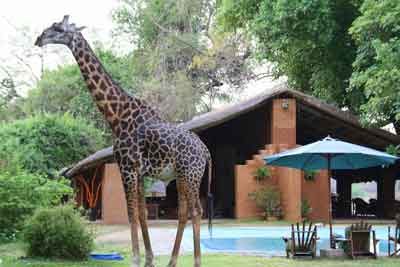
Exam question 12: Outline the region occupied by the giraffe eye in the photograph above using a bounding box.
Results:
[54,27,63,33]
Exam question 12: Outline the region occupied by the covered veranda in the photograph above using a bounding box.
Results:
[332,164,400,220]
[295,96,400,220]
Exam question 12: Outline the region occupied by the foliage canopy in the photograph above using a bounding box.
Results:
[0,171,72,242]
[218,0,400,134]
[113,0,254,121]
[0,114,105,175]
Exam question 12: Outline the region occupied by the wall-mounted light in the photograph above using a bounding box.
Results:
[281,100,289,110]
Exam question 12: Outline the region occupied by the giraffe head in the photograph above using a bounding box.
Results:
[35,15,85,47]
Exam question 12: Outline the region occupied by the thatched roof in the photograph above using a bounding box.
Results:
[62,84,400,178]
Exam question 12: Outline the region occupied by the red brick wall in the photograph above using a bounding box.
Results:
[102,163,129,224]
[234,98,330,222]
[301,170,330,222]
[234,144,302,222]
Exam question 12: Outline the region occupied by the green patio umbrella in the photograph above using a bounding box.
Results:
[264,136,398,248]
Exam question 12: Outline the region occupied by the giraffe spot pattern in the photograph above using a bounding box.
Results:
[68,34,210,256]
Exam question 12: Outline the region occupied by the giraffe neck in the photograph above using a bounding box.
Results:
[68,33,162,135]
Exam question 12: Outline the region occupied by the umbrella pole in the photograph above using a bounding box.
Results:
[328,155,334,249]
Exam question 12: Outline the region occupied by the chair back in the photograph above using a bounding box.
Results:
[352,198,369,215]
[346,221,372,252]
[291,221,317,252]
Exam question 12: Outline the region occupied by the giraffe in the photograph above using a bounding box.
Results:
[35,16,213,267]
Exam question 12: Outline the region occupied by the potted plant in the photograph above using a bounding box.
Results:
[304,170,317,181]
[386,144,400,156]
[249,186,281,220]
[301,199,312,220]
[253,166,271,182]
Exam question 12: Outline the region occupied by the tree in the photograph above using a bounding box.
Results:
[0,114,106,175]
[218,0,400,134]
[113,0,254,121]
[23,47,136,138]
[218,0,363,110]
[0,71,25,122]
[349,0,400,133]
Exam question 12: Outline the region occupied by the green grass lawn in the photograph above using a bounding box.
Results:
[1,241,400,267]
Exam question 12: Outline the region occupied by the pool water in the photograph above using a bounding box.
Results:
[182,226,391,256]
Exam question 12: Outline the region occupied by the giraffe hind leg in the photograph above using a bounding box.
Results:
[190,196,202,267]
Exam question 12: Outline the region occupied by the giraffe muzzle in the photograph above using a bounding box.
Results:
[34,36,43,47]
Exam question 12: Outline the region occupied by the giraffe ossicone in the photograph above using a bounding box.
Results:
[36,15,213,267]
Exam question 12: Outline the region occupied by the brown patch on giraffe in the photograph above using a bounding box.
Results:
[87,82,96,91]
[93,74,100,84]
[107,94,118,101]
[110,103,119,113]
[104,105,114,118]
[123,102,130,110]
[84,54,90,63]
[78,51,83,57]
[99,80,107,90]
[121,110,131,119]
[89,64,96,72]
[120,95,127,102]
[105,77,112,86]
[95,92,105,101]
[114,127,121,137]
[96,66,103,74]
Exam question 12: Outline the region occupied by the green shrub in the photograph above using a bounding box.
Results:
[304,170,317,181]
[253,166,271,181]
[0,113,106,175]
[386,144,400,156]
[0,171,72,242]
[23,205,94,260]
[301,199,312,219]
[249,186,281,218]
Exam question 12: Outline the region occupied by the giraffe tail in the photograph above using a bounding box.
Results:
[207,155,214,238]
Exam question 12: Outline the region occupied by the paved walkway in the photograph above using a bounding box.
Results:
[96,226,193,255]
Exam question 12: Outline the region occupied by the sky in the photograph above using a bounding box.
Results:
[0,0,281,99]
[0,0,123,94]
[0,0,118,39]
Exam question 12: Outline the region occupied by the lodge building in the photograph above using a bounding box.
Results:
[62,85,400,224]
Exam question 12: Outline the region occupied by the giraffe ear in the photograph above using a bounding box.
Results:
[76,26,86,32]
[61,15,70,29]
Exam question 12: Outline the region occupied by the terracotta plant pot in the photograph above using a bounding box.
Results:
[266,216,278,221]
[88,208,97,221]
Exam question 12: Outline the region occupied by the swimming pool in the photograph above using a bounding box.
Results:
[181,226,391,256]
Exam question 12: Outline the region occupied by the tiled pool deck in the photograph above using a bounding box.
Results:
[96,224,394,256]
[183,225,391,256]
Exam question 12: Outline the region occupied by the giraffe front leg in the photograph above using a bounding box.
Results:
[120,166,141,267]
[168,181,188,267]
[138,180,155,267]
[128,193,140,267]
